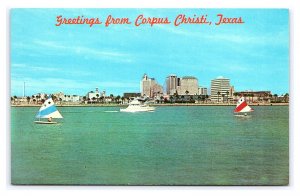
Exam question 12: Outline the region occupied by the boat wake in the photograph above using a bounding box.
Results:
[103,111,119,113]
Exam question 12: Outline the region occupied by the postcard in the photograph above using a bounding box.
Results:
[10,8,289,185]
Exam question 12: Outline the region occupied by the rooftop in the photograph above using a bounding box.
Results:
[213,76,229,80]
[182,76,197,80]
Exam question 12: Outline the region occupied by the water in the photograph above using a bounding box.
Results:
[11,106,289,185]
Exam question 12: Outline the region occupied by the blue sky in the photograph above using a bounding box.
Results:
[10,9,289,96]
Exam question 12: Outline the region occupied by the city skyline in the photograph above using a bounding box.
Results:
[14,73,287,98]
[11,9,289,96]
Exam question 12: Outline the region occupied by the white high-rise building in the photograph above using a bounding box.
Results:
[140,74,152,97]
[165,74,178,95]
[176,76,199,95]
[210,76,231,102]
[140,74,163,98]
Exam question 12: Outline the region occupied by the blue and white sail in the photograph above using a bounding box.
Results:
[36,96,63,119]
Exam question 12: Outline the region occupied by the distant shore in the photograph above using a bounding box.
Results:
[11,103,289,107]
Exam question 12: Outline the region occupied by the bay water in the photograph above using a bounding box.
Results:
[11,106,289,185]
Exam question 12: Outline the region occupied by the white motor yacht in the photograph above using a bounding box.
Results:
[120,99,155,112]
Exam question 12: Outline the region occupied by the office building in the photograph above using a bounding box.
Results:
[198,86,208,95]
[176,76,199,95]
[140,74,163,98]
[165,74,178,95]
[210,76,231,102]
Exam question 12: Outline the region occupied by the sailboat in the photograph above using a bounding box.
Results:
[234,96,254,117]
[34,95,63,124]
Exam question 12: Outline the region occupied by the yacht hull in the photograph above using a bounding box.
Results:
[120,106,155,113]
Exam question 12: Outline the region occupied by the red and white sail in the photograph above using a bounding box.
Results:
[234,97,254,113]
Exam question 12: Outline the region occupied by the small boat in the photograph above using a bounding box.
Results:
[34,95,63,124]
[120,98,155,113]
[234,96,254,117]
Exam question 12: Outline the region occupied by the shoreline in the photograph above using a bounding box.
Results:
[11,103,289,107]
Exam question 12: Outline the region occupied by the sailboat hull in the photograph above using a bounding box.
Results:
[34,121,58,124]
[234,114,252,117]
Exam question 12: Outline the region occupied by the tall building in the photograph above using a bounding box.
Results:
[152,83,164,97]
[165,74,178,95]
[198,86,208,95]
[176,76,199,95]
[140,74,152,97]
[210,76,231,102]
[140,74,163,98]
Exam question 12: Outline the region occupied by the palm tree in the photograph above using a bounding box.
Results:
[170,96,173,103]
[273,94,278,103]
[190,96,194,103]
[258,93,262,103]
[26,96,31,104]
[222,94,225,103]
[199,95,204,103]
[156,91,161,98]
[284,93,289,103]
[52,95,57,103]
[217,91,221,103]
[116,95,121,104]
[267,93,272,103]
[32,95,36,104]
[173,91,178,103]
[226,91,229,103]
[92,97,96,103]
[13,95,18,104]
[181,95,185,103]
[110,94,114,103]
[250,93,254,103]
[233,92,239,97]
[35,95,41,103]
[96,93,99,103]
[244,93,248,102]
[82,96,86,104]
[185,90,189,102]
[121,96,125,104]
